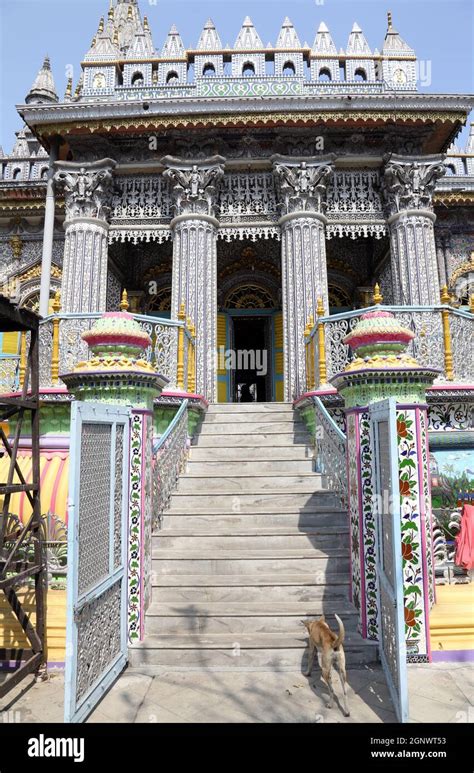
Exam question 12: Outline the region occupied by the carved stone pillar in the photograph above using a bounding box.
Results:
[272,155,335,401]
[383,154,446,306]
[54,159,116,313]
[162,155,225,402]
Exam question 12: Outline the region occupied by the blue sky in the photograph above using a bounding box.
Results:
[0,0,473,153]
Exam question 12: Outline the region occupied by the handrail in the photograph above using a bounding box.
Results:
[154,399,188,452]
[312,395,347,508]
[153,399,189,529]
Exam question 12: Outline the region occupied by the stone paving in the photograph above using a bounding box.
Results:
[0,661,472,724]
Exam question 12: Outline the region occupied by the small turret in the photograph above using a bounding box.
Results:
[25,55,58,104]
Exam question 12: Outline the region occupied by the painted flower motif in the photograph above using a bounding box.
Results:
[397,419,408,438]
[404,607,417,627]
[401,541,414,561]
[399,479,412,496]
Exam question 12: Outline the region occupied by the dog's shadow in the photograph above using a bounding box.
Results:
[304,670,349,718]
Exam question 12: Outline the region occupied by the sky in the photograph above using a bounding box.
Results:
[0,0,473,153]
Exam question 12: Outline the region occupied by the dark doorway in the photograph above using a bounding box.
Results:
[232,316,271,403]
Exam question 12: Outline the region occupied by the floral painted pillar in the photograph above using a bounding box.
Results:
[331,309,439,661]
[61,312,168,645]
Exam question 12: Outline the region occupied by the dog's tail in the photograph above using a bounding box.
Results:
[333,614,345,650]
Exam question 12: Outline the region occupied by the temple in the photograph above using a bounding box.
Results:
[0,2,473,717]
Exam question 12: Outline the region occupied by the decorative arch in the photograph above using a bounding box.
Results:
[328,284,353,309]
[282,61,296,76]
[203,63,216,77]
[131,71,144,86]
[224,283,276,309]
[318,68,332,82]
[242,62,256,77]
[354,68,367,82]
[166,71,179,85]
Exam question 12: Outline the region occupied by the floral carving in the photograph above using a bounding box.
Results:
[272,155,335,214]
[162,155,225,217]
[55,159,116,221]
[383,154,446,215]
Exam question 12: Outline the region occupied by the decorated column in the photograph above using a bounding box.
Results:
[162,155,225,402]
[61,312,168,644]
[54,159,116,313]
[331,310,438,661]
[383,154,446,306]
[272,155,335,400]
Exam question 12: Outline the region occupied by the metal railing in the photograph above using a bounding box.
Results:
[312,396,347,508]
[152,399,189,530]
[305,300,473,390]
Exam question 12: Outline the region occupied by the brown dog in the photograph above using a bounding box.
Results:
[302,614,350,717]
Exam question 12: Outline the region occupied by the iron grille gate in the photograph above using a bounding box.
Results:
[370,398,409,723]
[65,402,131,723]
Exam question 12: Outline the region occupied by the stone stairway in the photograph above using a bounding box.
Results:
[130,403,379,670]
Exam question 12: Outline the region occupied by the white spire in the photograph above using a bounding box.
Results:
[382,12,414,54]
[127,23,154,58]
[346,22,372,55]
[312,21,337,54]
[25,56,58,104]
[234,16,263,49]
[162,25,185,58]
[12,129,29,157]
[197,18,222,50]
[276,17,301,49]
[85,27,120,61]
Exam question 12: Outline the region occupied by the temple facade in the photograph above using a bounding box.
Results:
[0,3,472,405]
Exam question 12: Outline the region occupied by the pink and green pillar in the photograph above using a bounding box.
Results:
[331,310,438,662]
[61,312,168,645]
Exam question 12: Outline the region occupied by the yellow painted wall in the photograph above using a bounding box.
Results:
[0,587,66,664]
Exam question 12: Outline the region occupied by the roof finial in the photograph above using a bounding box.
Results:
[373,283,384,305]
[108,2,114,20]
[98,16,104,34]
[387,11,393,29]
[113,28,119,46]
[64,77,73,100]
[143,15,149,31]
[127,5,133,20]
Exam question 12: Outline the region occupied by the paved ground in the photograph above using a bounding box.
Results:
[0,661,472,723]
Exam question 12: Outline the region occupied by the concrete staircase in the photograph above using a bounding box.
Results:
[130,403,379,670]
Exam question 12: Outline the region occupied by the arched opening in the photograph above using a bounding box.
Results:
[12,168,22,180]
[242,62,255,77]
[445,164,456,176]
[131,71,144,86]
[166,71,179,85]
[203,63,216,77]
[40,168,48,180]
[354,68,367,82]
[318,68,332,82]
[282,61,296,76]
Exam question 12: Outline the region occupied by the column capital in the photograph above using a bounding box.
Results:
[161,155,225,219]
[272,154,335,216]
[54,158,116,222]
[382,153,446,217]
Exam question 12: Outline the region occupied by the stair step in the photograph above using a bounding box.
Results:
[129,632,379,669]
[194,434,311,447]
[206,403,293,414]
[205,412,297,424]
[153,552,349,575]
[197,422,308,435]
[160,512,347,529]
[186,460,314,474]
[152,532,347,551]
[189,446,313,461]
[152,577,349,603]
[168,492,338,512]
[152,573,349,588]
[176,474,326,494]
[145,603,358,634]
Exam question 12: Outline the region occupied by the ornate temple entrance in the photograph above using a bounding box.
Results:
[217,241,282,403]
